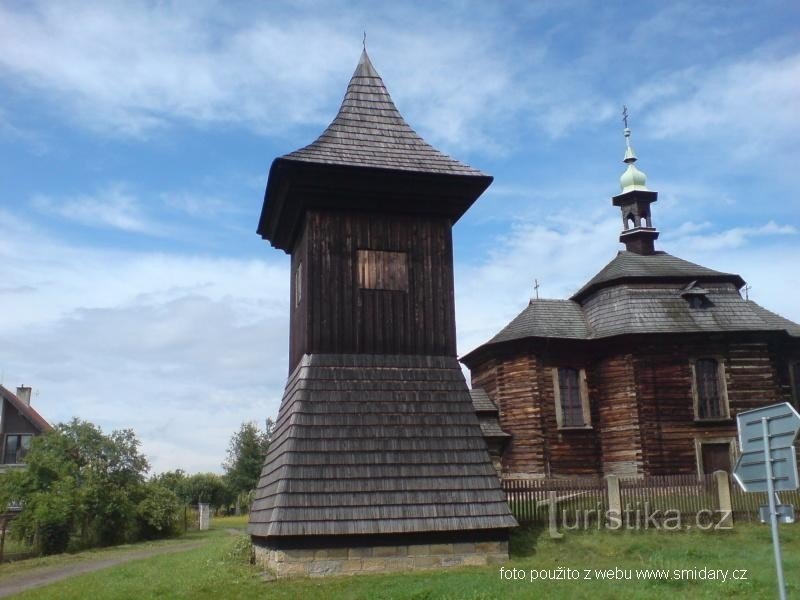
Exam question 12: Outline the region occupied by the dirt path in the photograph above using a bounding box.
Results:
[0,541,204,598]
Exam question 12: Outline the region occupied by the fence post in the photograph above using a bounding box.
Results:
[606,474,621,527]
[714,470,734,527]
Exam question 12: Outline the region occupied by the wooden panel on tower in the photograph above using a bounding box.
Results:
[287,209,457,369]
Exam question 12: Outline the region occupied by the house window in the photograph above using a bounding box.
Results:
[357,250,408,291]
[553,367,591,428]
[3,434,32,464]
[692,358,729,420]
[294,261,302,307]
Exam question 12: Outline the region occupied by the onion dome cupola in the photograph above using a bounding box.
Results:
[612,107,659,255]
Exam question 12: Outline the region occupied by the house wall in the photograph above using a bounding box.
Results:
[1,399,39,435]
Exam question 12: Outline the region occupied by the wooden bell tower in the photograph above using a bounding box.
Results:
[258,50,492,370]
[249,49,516,576]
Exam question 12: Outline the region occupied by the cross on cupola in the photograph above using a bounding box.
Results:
[612,106,659,255]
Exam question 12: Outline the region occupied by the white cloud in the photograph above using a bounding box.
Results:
[639,52,800,160]
[31,183,160,234]
[0,210,289,473]
[663,220,797,252]
[455,215,800,362]
[0,1,614,151]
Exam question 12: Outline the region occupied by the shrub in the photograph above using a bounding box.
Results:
[136,483,182,539]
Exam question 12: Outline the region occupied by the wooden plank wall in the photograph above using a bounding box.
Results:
[469,336,797,479]
[471,355,546,477]
[632,337,781,475]
[535,359,600,476]
[289,222,309,371]
[591,353,643,477]
[288,209,457,370]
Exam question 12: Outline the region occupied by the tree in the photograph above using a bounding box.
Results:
[0,419,156,554]
[183,472,233,510]
[222,420,272,496]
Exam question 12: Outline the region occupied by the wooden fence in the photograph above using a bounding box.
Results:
[619,473,718,516]
[730,486,800,522]
[501,472,785,526]
[503,477,607,525]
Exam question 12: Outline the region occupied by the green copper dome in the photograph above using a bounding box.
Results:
[619,127,649,193]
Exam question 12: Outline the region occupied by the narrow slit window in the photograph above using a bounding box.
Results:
[694,358,727,419]
[295,261,302,307]
[357,250,408,291]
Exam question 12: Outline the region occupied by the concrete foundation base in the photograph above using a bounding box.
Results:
[253,539,509,578]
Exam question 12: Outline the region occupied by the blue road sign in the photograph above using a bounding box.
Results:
[737,403,800,454]
[733,446,799,493]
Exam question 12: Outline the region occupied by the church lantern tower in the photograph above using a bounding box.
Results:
[612,107,659,255]
[248,49,517,577]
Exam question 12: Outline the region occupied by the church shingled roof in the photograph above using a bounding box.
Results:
[487,299,592,344]
[282,50,484,176]
[571,251,745,301]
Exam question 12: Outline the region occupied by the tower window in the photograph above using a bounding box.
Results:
[295,261,302,307]
[692,358,729,420]
[357,250,408,291]
[553,367,591,428]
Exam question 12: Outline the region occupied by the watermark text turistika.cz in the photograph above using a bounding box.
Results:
[538,498,732,538]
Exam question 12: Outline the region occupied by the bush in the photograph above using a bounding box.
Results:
[136,483,182,539]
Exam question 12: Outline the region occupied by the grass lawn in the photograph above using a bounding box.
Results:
[8,520,800,599]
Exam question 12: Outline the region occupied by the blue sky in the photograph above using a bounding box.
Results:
[1,1,798,473]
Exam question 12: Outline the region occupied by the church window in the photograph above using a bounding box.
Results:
[553,367,591,428]
[357,250,408,291]
[692,358,729,420]
[790,362,800,407]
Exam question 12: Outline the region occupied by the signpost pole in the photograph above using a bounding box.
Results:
[762,417,787,600]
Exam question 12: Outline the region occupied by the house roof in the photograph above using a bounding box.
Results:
[0,385,52,433]
[571,251,745,301]
[281,49,485,176]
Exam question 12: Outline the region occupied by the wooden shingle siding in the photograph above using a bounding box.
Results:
[248,354,517,538]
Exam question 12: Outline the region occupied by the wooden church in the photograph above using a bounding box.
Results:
[248,50,516,577]
[462,122,800,479]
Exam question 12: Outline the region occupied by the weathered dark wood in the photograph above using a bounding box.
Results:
[288,210,457,371]
[469,334,798,478]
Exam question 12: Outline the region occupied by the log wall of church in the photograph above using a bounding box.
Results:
[591,353,643,477]
[631,337,782,475]
[470,354,545,477]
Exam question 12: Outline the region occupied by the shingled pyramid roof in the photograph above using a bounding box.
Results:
[571,251,745,301]
[281,49,484,176]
